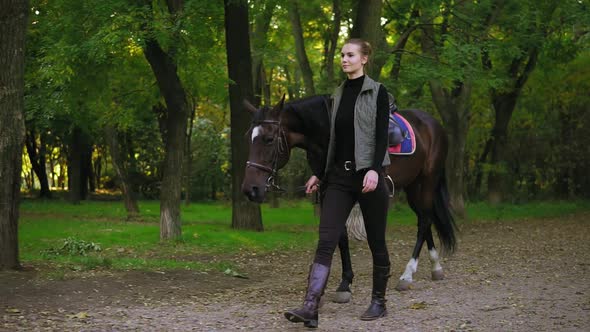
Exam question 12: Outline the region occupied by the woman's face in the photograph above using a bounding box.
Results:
[341,43,367,78]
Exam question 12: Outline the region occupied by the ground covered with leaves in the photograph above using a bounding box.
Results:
[2,213,589,331]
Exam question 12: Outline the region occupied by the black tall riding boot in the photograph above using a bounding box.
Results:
[360,265,390,321]
[284,263,330,328]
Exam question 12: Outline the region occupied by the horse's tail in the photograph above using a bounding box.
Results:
[432,171,458,254]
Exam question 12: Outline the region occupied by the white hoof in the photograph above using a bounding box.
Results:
[395,279,412,291]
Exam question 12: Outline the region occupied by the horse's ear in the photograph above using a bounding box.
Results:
[243,99,258,114]
[272,94,286,112]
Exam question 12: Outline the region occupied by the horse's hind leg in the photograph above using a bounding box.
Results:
[425,228,444,280]
[333,228,353,303]
[396,182,437,291]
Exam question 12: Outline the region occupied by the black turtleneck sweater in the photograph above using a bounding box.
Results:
[334,75,389,171]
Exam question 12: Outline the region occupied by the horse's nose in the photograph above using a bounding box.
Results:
[243,186,261,202]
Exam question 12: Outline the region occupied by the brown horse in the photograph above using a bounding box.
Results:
[241,95,457,296]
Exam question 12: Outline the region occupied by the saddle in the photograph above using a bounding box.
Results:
[387,93,408,147]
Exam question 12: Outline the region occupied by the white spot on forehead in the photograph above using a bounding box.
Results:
[251,126,261,143]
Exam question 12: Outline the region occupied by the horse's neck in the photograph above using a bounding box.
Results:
[282,100,330,153]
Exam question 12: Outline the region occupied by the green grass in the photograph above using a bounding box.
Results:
[18,198,590,276]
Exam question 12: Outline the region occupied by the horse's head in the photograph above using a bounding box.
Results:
[241,95,293,203]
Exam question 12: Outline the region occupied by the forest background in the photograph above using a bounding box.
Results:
[1,0,589,269]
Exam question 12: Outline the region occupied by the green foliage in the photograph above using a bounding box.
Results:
[41,237,102,257]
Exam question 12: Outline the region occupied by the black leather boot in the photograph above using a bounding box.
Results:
[284,263,330,328]
[360,265,390,321]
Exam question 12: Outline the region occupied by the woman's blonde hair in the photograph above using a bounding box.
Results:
[344,38,373,58]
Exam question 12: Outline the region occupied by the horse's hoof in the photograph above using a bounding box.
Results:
[395,280,412,291]
[431,269,444,281]
[332,291,352,303]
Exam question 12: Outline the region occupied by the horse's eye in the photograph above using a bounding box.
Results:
[263,136,275,145]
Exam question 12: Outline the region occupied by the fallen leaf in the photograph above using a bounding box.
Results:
[409,301,427,310]
[69,312,89,319]
[5,308,21,314]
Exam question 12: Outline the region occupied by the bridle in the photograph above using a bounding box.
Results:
[246,119,289,193]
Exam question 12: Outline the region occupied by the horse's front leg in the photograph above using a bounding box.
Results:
[333,228,353,303]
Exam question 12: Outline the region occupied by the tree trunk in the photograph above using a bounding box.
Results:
[251,0,275,106]
[142,0,191,240]
[322,0,341,85]
[86,145,95,193]
[80,142,92,199]
[185,98,196,206]
[25,129,51,198]
[68,127,83,204]
[486,91,518,203]
[429,80,471,219]
[487,51,539,203]
[144,40,189,240]
[105,126,140,219]
[350,0,385,79]
[0,0,27,270]
[420,13,472,218]
[288,0,315,96]
[224,0,263,231]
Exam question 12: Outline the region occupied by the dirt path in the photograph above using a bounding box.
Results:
[2,213,589,331]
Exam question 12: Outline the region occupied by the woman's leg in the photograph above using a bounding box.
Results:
[285,184,357,328]
[358,175,391,320]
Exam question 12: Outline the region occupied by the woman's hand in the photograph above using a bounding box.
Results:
[305,175,320,194]
[362,170,379,193]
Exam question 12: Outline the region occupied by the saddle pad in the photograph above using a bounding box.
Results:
[388,113,416,155]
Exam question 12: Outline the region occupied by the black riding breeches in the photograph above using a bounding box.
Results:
[313,168,390,268]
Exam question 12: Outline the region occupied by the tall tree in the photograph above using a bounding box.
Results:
[224,0,263,230]
[24,129,51,198]
[0,0,28,270]
[417,1,493,218]
[105,126,140,219]
[350,0,385,79]
[288,0,315,95]
[321,0,341,86]
[482,1,559,203]
[251,0,276,106]
[141,0,191,240]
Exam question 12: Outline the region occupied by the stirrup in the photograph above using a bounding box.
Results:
[385,175,394,198]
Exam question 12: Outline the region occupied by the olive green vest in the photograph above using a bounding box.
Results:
[325,75,391,174]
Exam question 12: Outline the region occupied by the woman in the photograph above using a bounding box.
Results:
[284,38,392,328]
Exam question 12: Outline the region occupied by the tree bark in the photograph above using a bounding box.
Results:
[142,0,191,240]
[144,40,188,240]
[322,0,341,85]
[487,51,539,203]
[105,126,140,219]
[421,16,471,218]
[68,127,83,204]
[251,0,275,106]
[288,0,315,96]
[25,129,51,198]
[185,97,196,206]
[0,0,27,271]
[224,0,263,231]
[350,0,385,79]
